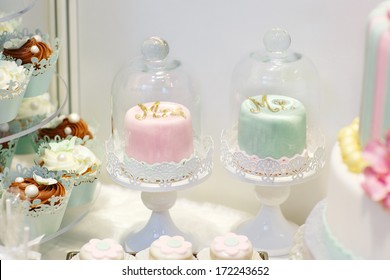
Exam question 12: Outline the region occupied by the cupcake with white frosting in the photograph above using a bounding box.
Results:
[0,14,22,34]
[36,136,101,208]
[0,59,30,124]
[8,92,56,154]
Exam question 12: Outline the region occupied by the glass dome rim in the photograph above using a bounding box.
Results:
[249,49,303,64]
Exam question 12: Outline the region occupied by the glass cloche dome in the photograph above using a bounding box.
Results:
[221,28,325,184]
[107,36,213,190]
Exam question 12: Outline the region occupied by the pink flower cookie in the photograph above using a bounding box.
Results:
[210,232,253,260]
[79,238,125,260]
[149,235,193,260]
[362,131,390,210]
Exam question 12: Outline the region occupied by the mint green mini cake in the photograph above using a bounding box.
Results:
[237,94,307,159]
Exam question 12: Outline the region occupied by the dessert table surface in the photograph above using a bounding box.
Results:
[11,154,288,260]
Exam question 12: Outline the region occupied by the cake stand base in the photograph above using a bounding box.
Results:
[123,191,193,252]
[235,185,298,256]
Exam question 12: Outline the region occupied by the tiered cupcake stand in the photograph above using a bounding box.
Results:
[0,1,105,249]
[0,74,102,245]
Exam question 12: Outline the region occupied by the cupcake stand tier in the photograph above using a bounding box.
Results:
[0,0,36,23]
[1,74,101,245]
[220,126,325,256]
[105,135,213,252]
[0,74,68,145]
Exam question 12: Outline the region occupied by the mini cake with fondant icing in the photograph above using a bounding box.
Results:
[124,101,193,164]
[237,94,306,159]
[149,235,193,260]
[79,238,125,260]
[304,1,390,260]
[209,232,253,260]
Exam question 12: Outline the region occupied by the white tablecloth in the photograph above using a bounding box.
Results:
[11,154,288,260]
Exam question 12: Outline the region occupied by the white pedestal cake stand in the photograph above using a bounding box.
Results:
[105,135,213,252]
[220,127,325,256]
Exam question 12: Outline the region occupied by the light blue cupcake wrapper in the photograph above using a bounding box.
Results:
[0,96,24,124]
[34,137,102,208]
[8,114,49,155]
[0,165,74,239]
[0,29,61,98]
[0,65,32,124]
[0,138,19,172]
[66,179,99,208]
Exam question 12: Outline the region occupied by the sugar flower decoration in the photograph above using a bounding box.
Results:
[48,136,77,152]
[153,235,192,255]
[32,172,57,185]
[212,232,251,256]
[82,239,124,260]
[362,131,390,210]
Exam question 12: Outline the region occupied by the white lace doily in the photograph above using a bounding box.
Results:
[220,126,326,186]
[105,135,213,191]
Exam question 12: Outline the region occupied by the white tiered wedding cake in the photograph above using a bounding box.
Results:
[304,1,390,260]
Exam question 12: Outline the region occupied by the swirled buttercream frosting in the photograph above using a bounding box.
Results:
[3,36,53,65]
[38,113,93,140]
[39,137,100,175]
[0,60,27,91]
[8,175,65,209]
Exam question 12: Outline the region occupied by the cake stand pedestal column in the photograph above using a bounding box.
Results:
[105,135,213,253]
[221,127,326,257]
[124,191,192,252]
[235,185,298,256]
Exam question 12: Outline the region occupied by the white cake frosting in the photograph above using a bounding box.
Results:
[0,60,27,94]
[320,143,390,259]
[39,137,100,175]
[79,238,125,260]
[15,92,55,119]
[210,232,253,260]
[149,235,193,260]
[304,1,390,260]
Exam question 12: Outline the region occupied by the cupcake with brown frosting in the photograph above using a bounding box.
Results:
[3,168,73,239]
[37,112,93,141]
[8,176,66,210]
[2,35,53,65]
[1,31,60,97]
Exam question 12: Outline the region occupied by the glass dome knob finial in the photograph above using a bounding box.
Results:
[141,36,169,61]
[263,28,291,53]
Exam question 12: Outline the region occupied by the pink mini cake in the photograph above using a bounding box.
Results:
[79,238,125,260]
[149,235,193,260]
[210,232,253,260]
[124,101,193,164]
